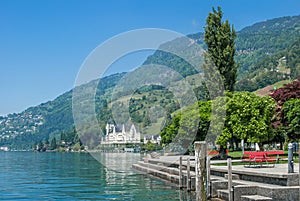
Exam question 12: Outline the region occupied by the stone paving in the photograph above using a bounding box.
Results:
[136,154,300,200]
[146,154,300,188]
[151,155,300,176]
[212,163,299,176]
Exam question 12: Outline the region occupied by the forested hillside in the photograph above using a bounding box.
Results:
[0,73,126,149]
[236,15,300,73]
[0,15,299,150]
[236,38,300,91]
[144,15,300,91]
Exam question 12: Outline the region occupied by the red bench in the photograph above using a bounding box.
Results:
[265,150,284,162]
[207,150,219,155]
[242,150,284,168]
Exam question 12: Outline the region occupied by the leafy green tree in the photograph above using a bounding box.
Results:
[161,113,181,144]
[50,137,57,150]
[44,139,49,146]
[177,103,202,148]
[73,142,81,151]
[272,126,286,150]
[160,101,212,153]
[283,99,300,140]
[142,112,151,127]
[270,81,300,134]
[37,140,44,151]
[287,39,300,79]
[144,141,162,151]
[60,132,66,142]
[204,6,238,92]
[73,133,82,146]
[217,92,276,148]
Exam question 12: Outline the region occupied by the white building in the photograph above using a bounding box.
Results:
[0,146,9,151]
[101,119,140,144]
[144,135,161,145]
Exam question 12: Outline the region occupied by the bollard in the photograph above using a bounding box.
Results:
[228,158,233,201]
[179,156,183,188]
[187,157,191,191]
[195,141,207,201]
[288,143,294,173]
[241,139,244,155]
[206,157,211,198]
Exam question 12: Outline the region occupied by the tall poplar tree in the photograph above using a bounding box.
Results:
[204,6,238,92]
[50,137,57,150]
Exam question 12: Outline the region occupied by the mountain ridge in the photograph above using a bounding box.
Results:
[1,14,300,149]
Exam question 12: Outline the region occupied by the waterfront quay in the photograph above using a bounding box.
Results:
[133,154,300,201]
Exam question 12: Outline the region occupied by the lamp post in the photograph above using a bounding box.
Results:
[288,143,294,173]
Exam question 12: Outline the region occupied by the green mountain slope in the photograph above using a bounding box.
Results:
[236,38,300,91]
[0,73,125,149]
[1,15,299,149]
[236,15,300,73]
[144,15,300,91]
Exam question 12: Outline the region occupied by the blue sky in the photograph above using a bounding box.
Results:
[0,0,299,115]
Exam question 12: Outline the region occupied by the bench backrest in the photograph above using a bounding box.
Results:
[243,150,284,158]
[244,151,265,156]
[207,150,219,155]
[265,150,284,155]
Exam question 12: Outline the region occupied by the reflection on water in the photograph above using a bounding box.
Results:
[0,152,195,200]
[91,152,141,174]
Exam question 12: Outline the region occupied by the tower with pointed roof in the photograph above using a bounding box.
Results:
[102,119,140,145]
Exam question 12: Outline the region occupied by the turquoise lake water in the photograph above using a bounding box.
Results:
[0,152,195,200]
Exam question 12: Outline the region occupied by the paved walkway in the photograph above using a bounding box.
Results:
[212,163,300,176]
[149,155,300,176]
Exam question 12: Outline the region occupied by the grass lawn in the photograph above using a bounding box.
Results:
[227,150,290,159]
[228,151,243,159]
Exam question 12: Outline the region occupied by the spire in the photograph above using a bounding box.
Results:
[122,124,125,134]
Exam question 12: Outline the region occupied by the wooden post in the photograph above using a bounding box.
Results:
[187,157,191,191]
[179,156,183,188]
[207,157,211,198]
[228,158,233,201]
[179,187,183,200]
[195,141,206,201]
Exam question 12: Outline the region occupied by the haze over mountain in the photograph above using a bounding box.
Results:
[0,15,299,149]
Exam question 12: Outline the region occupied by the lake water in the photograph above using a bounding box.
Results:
[0,152,195,200]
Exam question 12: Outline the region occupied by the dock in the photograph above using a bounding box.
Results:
[132,154,300,201]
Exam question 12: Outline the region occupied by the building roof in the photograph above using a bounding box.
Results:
[107,120,140,134]
[107,118,115,125]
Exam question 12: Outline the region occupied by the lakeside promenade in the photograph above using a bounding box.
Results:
[133,154,300,201]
